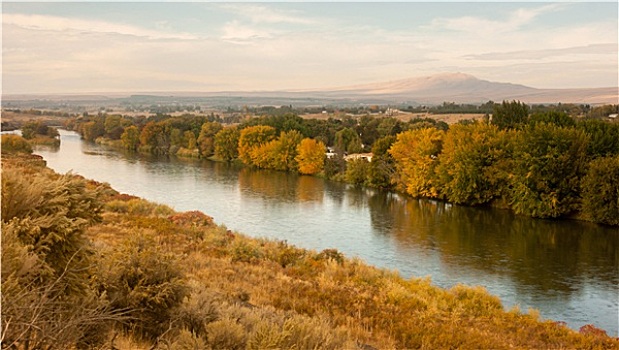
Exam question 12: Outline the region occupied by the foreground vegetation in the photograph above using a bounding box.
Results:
[2,140,618,349]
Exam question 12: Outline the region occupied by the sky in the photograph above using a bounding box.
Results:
[2,1,618,94]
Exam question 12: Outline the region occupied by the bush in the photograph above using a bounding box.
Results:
[1,134,33,154]
[104,198,175,216]
[205,319,247,350]
[1,164,114,350]
[99,233,189,340]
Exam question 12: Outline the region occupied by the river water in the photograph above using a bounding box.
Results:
[34,130,618,336]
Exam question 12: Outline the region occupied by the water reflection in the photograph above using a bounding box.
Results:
[367,191,618,298]
[238,168,325,204]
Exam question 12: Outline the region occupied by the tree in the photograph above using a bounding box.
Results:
[492,100,529,130]
[104,115,125,139]
[20,121,37,139]
[507,124,588,218]
[183,130,197,149]
[238,125,276,165]
[377,117,402,138]
[214,126,240,161]
[367,136,396,189]
[580,156,619,226]
[269,130,303,171]
[197,122,223,158]
[296,138,326,175]
[139,121,171,155]
[334,128,362,154]
[389,128,445,198]
[120,125,140,151]
[356,115,381,150]
[345,158,370,185]
[435,123,510,205]
[80,118,105,142]
[528,111,575,128]
[577,119,619,158]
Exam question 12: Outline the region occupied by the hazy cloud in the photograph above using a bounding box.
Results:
[428,3,561,33]
[3,13,198,40]
[218,4,316,25]
[464,43,618,61]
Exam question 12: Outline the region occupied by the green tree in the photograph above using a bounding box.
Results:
[20,121,37,139]
[577,119,619,158]
[508,124,588,218]
[377,117,402,138]
[435,123,510,205]
[367,136,396,189]
[214,127,240,162]
[296,138,326,175]
[580,156,619,226]
[345,158,370,185]
[492,100,529,130]
[334,128,362,154]
[528,111,575,128]
[389,128,445,198]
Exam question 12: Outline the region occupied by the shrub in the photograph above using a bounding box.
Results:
[99,233,189,340]
[1,165,114,350]
[205,319,247,350]
[1,134,33,154]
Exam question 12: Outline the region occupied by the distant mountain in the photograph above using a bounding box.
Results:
[3,73,617,106]
[308,73,617,105]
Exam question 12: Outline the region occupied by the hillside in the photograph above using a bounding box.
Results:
[312,73,617,104]
[2,145,618,349]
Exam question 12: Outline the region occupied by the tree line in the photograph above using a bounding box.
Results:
[68,102,619,225]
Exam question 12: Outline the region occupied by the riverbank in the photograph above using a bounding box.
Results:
[2,148,617,349]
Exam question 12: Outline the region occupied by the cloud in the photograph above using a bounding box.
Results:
[221,20,274,43]
[464,43,618,61]
[2,13,198,40]
[428,4,561,33]
[218,4,315,25]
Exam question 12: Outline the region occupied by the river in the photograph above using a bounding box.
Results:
[34,130,618,336]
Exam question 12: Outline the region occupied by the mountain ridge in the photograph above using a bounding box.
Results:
[3,73,617,105]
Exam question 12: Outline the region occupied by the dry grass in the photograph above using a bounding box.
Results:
[88,204,619,349]
[4,153,617,349]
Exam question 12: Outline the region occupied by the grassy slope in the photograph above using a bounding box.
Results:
[3,153,618,349]
[95,191,617,348]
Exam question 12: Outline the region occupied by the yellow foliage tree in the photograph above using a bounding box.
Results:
[295,138,326,175]
[238,126,276,165]
[389,128,444,198]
